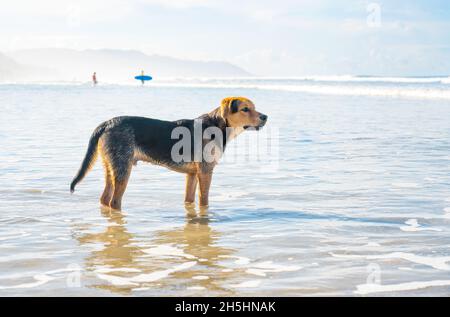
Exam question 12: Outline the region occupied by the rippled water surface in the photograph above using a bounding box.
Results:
[1,81,450,296]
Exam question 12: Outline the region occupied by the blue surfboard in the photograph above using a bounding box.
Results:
[135,75,152,81]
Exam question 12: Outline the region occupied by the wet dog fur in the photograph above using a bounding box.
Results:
[70,97,267,210]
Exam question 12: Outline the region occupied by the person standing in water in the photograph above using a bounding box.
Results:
[134,70,151,85]
[92,72,98,86]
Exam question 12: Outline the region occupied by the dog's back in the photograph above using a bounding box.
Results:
[127,116,193,165]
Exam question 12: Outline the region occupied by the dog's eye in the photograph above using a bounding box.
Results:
[241,107,249,112]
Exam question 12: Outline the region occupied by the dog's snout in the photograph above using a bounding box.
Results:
[259,114,268,121]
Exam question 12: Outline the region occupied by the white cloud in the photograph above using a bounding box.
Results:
[139,0,210,9]
[0,0,135,22]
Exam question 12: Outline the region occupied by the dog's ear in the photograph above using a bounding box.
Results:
[220,97,240,118]
[230,99,239,113]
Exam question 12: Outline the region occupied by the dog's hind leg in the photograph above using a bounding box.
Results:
[184,173,198,204]
[101,129,135,210]
[197,172,212,207]
[100,153,114,207]
[110,163,132,211]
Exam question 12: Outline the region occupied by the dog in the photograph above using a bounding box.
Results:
[70,97,268,210]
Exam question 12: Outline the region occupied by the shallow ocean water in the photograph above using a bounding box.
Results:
[0,79,450,296]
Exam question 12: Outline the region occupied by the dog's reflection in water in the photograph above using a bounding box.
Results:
[77,205,238,295]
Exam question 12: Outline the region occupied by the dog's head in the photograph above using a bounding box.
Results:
[220,97,268,130]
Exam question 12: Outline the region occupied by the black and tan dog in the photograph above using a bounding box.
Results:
[70,97,267,210]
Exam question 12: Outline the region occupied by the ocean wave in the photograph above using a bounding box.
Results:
[355,279,450,295]
[2,77,450,100]
[152,75,450,84]
[294,75,450,84]
[117,75,450,84]
[149,82,450,100]
[330,251,450,270]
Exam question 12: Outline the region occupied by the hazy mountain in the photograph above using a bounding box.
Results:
[0,53,22,81]
[6,48,250,82]
[0,52,63,82]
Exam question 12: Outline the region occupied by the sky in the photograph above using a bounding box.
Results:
[0,0,449,76]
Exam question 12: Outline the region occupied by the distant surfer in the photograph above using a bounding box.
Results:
[140,70,145,85]
[134,70,152,85]
[92,72,98,86]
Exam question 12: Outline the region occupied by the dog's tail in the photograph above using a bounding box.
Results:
[70,123,107,193]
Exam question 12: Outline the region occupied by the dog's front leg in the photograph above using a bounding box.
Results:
[184,173,198,204]
[197,172,212,207]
